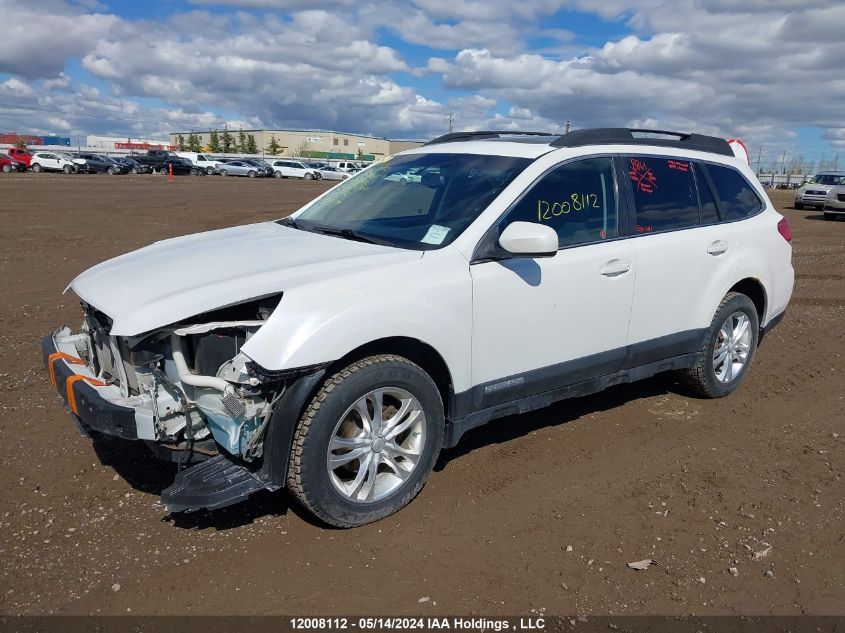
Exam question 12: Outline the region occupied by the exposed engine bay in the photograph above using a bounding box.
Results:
[55,295,290,466]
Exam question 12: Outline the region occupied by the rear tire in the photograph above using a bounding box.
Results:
[2,164,11,173]
[287,354,444,528]
[678,292,759,398]
[824,212,836,221]
[794,202,804,210]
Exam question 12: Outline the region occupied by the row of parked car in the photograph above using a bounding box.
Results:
[1,147,365,181]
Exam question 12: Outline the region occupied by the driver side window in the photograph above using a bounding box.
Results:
[502,157,619,248]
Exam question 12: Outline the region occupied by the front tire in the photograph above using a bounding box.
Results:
[287,355,444,528]
[305,172,314,180]
[794,202,804,210]
[63,165,72,174]
[248,170,256,178]
[824,212,836,221]
[220,169,229,177]
[2,164,11,173]
[678,292,759,398]
[107,167,115,175]
[31,163,42,173]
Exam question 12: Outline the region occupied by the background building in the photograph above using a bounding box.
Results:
[0,132,71,146]
[168,128,424,160]
[86,136,175,151]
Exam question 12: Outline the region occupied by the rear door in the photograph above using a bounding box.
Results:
[623,154,737,361]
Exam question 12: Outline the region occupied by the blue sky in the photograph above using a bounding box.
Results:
[1,0,843,171]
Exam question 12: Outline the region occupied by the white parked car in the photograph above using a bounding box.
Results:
[55,151,87,171]
[332,160,362,173]
[384,166,425,184]
[824,183,845,220]
[269,159,320,179]
[43,128,793,527]
[313,166,350,181]
[29,151,78,173]
[174,152,225,175]
[794,171,845,210]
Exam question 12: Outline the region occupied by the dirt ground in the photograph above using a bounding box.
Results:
[0,174,842,616]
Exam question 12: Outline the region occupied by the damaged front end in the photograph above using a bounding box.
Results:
[43,294,320,512]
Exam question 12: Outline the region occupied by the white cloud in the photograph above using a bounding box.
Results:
[0,0,843,154]
[0,0,123,79]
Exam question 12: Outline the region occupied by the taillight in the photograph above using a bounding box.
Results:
[777,217,792,243]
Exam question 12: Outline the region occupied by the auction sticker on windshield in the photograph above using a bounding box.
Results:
[421,224,450,244]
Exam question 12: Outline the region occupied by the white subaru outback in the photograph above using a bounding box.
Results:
[43,128,794,527]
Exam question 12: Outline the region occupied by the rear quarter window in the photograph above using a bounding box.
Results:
[705,163,764,221]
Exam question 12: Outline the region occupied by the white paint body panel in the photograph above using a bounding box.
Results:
[471,239,636,384]
[626,222,738,345]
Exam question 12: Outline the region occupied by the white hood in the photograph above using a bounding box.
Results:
[69,222,421,336]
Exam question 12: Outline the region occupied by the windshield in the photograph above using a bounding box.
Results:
[809,174,845,185]
[287,153,531,249]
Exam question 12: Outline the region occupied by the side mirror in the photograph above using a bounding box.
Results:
[498,222,558,258]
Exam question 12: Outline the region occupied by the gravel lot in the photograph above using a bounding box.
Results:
[0,175,842,616]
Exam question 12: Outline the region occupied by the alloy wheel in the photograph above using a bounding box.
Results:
[327,387,426,503]
[713,311,752,383]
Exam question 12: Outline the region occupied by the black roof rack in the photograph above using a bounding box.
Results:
[425,130,557,146]
[550,128,733,156]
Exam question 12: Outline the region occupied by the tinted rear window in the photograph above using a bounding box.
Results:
[628,156,698,233]
[706,164,764,221]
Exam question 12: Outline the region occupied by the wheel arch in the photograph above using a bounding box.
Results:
[259,336,455,489]
[328,336,454,417]
[728,277,767,326]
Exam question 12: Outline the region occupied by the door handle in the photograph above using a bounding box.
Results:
[707,240,729,256]
[599,258,631,277]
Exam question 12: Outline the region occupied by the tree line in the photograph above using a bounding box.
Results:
[175,130,286,156]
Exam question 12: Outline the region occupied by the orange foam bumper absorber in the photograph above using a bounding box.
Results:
[48,351,85,386]
[65,375,106,415]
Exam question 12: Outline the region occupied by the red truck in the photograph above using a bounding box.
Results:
[6,148,32,167]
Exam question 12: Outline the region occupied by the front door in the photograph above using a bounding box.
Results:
[471,156,636,405]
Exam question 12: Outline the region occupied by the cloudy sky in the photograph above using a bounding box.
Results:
[0,0,842,169]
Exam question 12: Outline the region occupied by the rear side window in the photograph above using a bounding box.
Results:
[628,156,698,233]
[706,164,764,221]
[502,157,618,248]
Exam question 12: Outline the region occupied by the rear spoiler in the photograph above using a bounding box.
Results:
[727,139,749,164]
